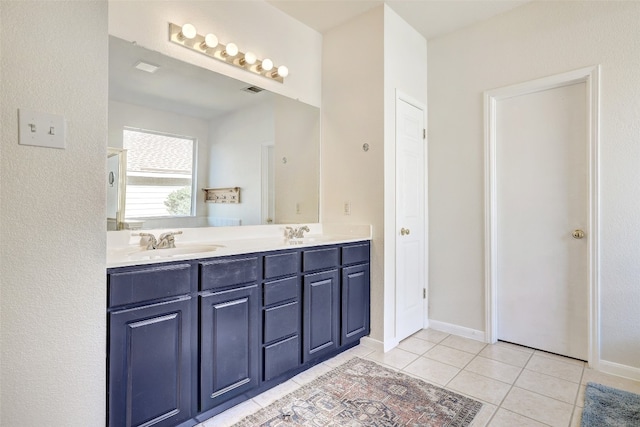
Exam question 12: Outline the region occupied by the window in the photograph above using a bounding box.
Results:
[123,128,196,218]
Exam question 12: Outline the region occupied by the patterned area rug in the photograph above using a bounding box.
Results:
[581,382,640,426]
[234,357,482,426]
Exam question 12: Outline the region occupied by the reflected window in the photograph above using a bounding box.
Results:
[123,128,196,218]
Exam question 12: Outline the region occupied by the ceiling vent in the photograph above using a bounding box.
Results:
[242,85,264,94]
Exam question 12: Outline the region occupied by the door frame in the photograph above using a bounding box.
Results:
[394,90,429,342]
[483,66,601,367]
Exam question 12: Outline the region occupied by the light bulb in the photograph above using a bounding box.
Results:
[260,58,273,72]
[276,65,289,78]
[179,23,197,40]
[200,33,218,49]
[223,42,238,57]
[240,51,257,66]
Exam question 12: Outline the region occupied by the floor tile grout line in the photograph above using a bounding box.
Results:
[483,345,535,426]
[567,363,588,426]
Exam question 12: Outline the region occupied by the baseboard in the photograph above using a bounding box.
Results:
[598,360,640,382]
[428,319,486,342]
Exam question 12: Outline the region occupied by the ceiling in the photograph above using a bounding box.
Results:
[109,36,275,120]
[266,0,531,39]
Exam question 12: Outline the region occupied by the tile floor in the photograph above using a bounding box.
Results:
[198,329,640,427]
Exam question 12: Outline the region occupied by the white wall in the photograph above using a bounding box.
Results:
[208,100,274,225]
[274,96,320,224]
[322,6,385,341]
[108,0,322,108]
[428,1,640,373]
[0,1,108,425]
[108,100,211,228]
[322,5,427,347]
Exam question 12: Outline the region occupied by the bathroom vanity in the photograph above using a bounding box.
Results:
[106,225,371,427]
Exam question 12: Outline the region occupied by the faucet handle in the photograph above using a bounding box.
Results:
[158,230,183,239]
[132,232,158,249]
[157,231,183,249]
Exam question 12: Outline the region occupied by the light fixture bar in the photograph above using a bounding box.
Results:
[168,22,287,83]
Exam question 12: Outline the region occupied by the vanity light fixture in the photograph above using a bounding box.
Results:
[259,58,274,72]
[222,42,238,57]
[200,33,218,50]
[272,65,289,78]
[239,51,257,66]
[178,23,197,40]
[168,22,288,83]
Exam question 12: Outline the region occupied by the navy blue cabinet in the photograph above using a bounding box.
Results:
[262,252,301,382]
[108,295,193,427]
[303,269,341,363]
[341,264,370,346]
[107,240,370,425]
[199,285,260,411]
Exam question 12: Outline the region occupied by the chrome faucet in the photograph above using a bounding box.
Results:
[136,232,158,250]
[284,225,310,240]
[157,231,183,249]
[135,231,183,250]
[295,226,310,238]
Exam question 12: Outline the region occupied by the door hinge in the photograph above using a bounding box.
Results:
[423,128,426,140]
[423,288,426,299]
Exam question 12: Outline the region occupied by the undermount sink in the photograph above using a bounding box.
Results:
[126,244,225,260]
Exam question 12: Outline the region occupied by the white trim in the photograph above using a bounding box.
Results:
[428,320,486,342]
[484,66,601,368]
[598,360,640,382]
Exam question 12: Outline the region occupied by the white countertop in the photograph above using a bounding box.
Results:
[107,223,372,268]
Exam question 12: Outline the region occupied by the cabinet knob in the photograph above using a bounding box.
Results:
[400,228,410,236]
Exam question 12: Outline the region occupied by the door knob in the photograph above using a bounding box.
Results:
[401,228,410,236]
[572,229,585,239]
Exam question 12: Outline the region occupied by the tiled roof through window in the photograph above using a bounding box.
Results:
[124,129,193,174]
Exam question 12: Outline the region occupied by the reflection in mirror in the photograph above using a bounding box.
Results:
[107,147,127,230]
[108,36,320,230]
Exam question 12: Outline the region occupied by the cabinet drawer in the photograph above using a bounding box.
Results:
[264,301,299,343]
[264,277,299,306]
[264,251,299,279]
[264,335,300,381]
[200,256,259,291]
[342,242,370,265]
[108,264,193,308]
[302,247,339,272]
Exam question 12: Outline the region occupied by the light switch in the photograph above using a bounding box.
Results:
[18,108,66,149]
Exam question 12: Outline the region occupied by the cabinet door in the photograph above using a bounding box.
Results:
[108,297,193,427]
[303,269,340,363]
[200,285,259,411]
[341,264,371,346]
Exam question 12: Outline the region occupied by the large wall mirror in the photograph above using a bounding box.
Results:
[107,36,320,230]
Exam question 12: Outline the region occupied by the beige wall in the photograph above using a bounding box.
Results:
[209,100,274,225]
[0,1,108,425]
[428,1,640,374]
[322,5,427,347]
[322,6,385,341]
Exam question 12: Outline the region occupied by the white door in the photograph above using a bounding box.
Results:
[496,82,588,360]
[396,95,426,341]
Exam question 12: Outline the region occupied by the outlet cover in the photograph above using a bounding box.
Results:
[18,108,66,149]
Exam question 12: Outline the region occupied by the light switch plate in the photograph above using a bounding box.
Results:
[18,108,66,149]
